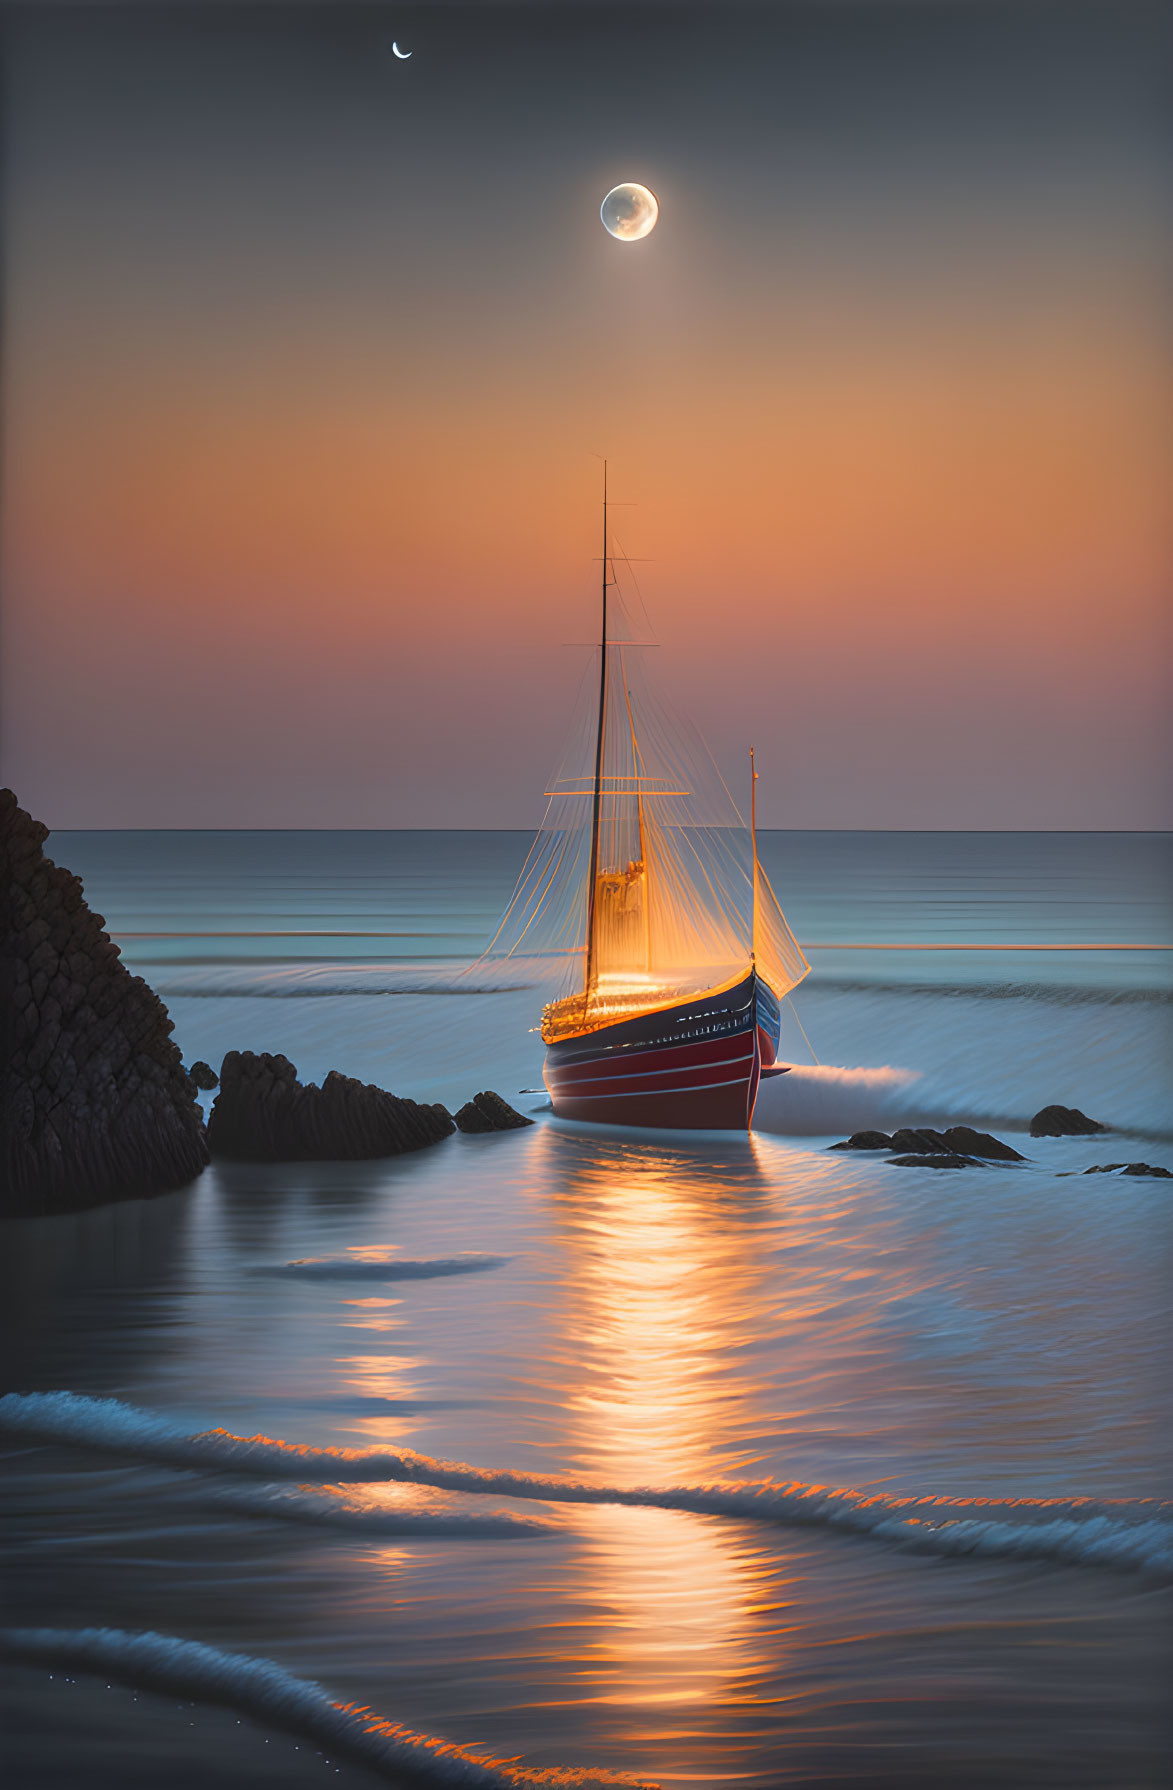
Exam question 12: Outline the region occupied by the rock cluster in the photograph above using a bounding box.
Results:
[1030,1105,1107,1137]
[1,789,209,1218]
[1083,1162,1170,1179]
[206,1052,454,1161]
[831,1126,1024,1162]
[886,1154,977,1170]
[454,1090,533,1134]
[187,1061,219,1091]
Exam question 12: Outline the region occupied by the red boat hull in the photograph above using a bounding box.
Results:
[543,970,781,1130]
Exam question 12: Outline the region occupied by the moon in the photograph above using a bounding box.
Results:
[600,183,659,242]
[391,41,412,60]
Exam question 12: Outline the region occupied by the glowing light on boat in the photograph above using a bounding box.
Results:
[478,465,809,1127]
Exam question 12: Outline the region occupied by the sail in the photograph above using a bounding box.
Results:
[480,544,807,1039]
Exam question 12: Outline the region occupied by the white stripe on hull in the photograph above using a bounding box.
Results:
[549,1046,753,1090]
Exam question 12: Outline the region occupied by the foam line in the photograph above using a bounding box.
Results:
[251,1255,508,1282]
[3,1393,1169,1578]
[0,1627,653,1788]
[155,964,533,999]
[300,1396,472,1415]
[206,1483,554,1539]
[753,1064,922,1137]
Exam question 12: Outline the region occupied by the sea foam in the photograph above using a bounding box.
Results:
[0,1626,652,1788]
[250,1254,508,1282]
[205,1483,555,1539]
[2,1392,1168,1579]
[753,1064,921,1136]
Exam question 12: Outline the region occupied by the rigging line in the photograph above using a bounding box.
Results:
[709,744,747,831]
[619,643,653,972]
[584,462,609,998]
[472,794,556,962]
[757,861,811,980]
[677,820,751,946]
[502,832,573,959]
[609,530,657,647]
[786,996,820,1066]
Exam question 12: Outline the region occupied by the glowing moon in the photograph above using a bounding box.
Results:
[391,41,412,60]
[600,183,659,242]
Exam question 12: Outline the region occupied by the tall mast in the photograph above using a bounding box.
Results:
[584,462,609,999]
[749,746,759,966]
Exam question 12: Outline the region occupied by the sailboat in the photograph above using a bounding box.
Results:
[484,471,810,1130]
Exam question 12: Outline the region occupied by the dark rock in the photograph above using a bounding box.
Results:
[886,1154,980,1169]
[1084,1162,1171,1179]
[1,789,209,1218]
[889,1127,953,1155]
[1030,1104,1108,1137]
[187,1060,219,1091]
[828,1130,892,1151]
[206,1051,454,1161]
[941,1126,1026,1162]
[454,1090,534,1134]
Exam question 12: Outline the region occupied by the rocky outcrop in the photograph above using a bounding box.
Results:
[1030,1105,1107,1137]
[1,789,209,1218]
[832,1126,1024,1161]
[1083,1162,1171,1179]
[886,1154,980,1169]
[206,1052,454,1161]
[937,1126,1025,1162]
[453,1090,533,1134]
[888,1127,953,1154]
[187,1061,218,1091]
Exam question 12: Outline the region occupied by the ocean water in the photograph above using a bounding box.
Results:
[1,830,1170,1789]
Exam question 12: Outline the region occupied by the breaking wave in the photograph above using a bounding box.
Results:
[754,1065,922,1137]
[3,1393,1169,1579]
[204,1483,553,1539]
[0,1627,652,1788]
[251,1254,508,1282]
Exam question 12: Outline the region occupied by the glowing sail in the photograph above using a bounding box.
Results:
[481,492,808,1054]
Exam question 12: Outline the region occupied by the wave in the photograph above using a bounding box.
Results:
[251,1254,509,1283]
[155,964,534,999]
[205,1483,553,1539]
[300,1396,474,1415]
[3,1393,1168,1579]
[152,959,1168,1007]
[0,1627,651,1788]
[808,976,1170,1007]
[754,1065,922,1138]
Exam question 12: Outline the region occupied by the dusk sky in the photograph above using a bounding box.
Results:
[1,0,1169,829]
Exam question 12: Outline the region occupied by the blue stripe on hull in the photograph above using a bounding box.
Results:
[544,969,782,1131]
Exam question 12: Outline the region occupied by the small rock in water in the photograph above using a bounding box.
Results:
[941,1126,1026,1162]
[1083,1162,1171,1179]
[454,1091,533,1134]
[187,1061,219,1091]
[830,1124,1025,1160]
[1030,1104,1108,1137]
[888,1127,952,1155]
[886,1153,980,1169]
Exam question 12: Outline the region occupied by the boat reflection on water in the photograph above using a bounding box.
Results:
[536,1123,789,1777]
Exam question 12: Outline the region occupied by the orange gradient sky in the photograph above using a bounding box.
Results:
[1,2,1169,827]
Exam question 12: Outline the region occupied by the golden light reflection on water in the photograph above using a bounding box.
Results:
[538,1129,788,1750]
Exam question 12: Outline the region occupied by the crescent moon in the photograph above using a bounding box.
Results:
[391,42,412,60]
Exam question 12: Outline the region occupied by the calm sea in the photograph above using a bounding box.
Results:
[1,831,1170,1789]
